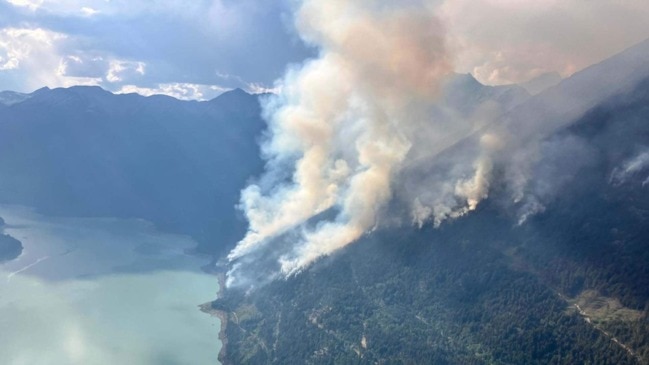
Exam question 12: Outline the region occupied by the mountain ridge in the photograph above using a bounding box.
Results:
[0,85,253,106]
[0,85,266,256]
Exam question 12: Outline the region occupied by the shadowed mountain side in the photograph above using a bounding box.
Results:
[520,72,562,95]
[0,90,31,106]
[0,87,266,256]
[503,39,649,145]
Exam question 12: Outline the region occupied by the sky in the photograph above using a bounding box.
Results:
[1,0,649,100]
[0,0,315,99]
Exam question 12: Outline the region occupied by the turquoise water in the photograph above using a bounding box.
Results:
[0,206,221,365]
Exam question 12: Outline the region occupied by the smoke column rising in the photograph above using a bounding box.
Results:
[224,3,649,287]
[226,0,453,280]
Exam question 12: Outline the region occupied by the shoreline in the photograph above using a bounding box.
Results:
[199,266,231,365]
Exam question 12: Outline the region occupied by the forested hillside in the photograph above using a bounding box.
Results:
[213,63,649,365]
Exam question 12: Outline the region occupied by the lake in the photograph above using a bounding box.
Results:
[0,205,221,365]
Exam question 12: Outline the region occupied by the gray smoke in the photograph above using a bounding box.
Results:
[610,150,649,186]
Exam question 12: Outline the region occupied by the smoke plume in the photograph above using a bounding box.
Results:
[610,150,649,186]
[226,0,459,282]
[225,1,649,287]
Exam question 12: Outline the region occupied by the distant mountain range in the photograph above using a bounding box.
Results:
[0,86,266,256]
[0,90,31,106]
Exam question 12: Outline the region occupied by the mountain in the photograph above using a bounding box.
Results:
[0,87,266,255]
[503,39,649,143]
[520,72,563,95]
[442,73,530,115]
[0,90,31,106]
[212,41,649,363]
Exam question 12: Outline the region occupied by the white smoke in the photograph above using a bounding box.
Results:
[610,150,649,186]
[227,0,461,280]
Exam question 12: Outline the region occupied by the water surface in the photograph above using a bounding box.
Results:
[0,205,221,365]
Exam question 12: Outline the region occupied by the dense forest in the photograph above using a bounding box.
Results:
[214,204,647,364]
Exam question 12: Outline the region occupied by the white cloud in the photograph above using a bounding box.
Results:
[80,6,99,17]
[6,0,247,24]
[0,27,68,89]
[1,1,312,93]
[244,82,281,95]
[5,0,43,11]
[56,55,80,75]
[0,26,224,99]
[105,60,146,83]
[0,27,64,70]
[6,0,102,15]
[0,26,154,92]
[55,56,104,86]
[116,83,229,100]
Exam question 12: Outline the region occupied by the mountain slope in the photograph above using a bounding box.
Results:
[0,90,31,106]
[520,72,562,95]
[213,42,649,364]
[0,87,266,255]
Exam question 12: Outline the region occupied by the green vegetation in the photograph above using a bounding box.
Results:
[215,213,644,364]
